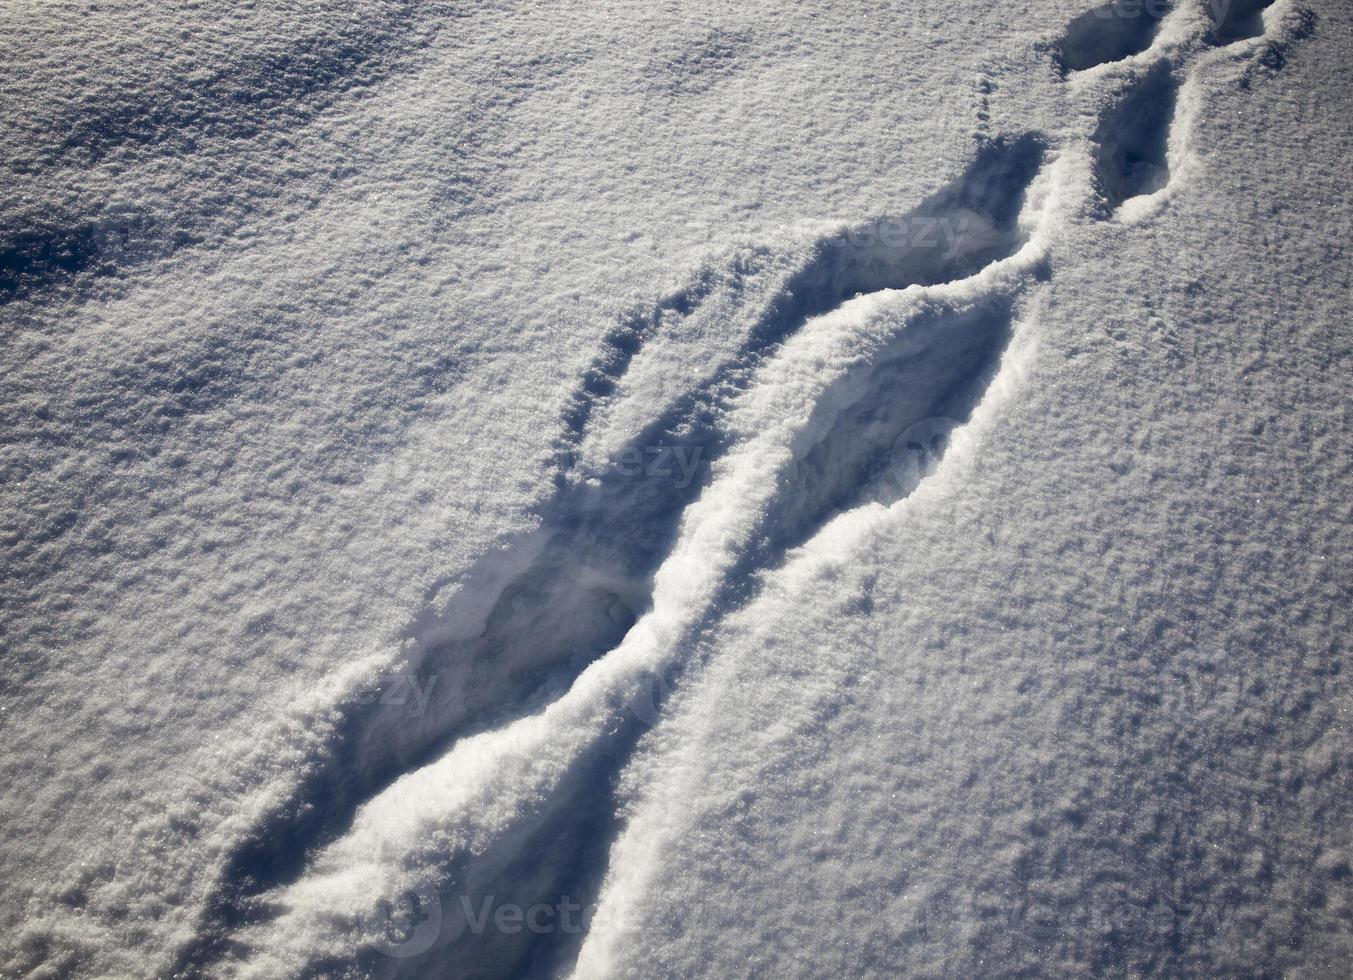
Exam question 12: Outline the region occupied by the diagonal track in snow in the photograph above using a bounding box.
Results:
[175,133,1048,975]
[183,155,1059,980]
[158,3,1316,975]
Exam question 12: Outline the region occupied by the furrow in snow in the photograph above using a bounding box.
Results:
[176,133,1048,977]
[177,5,1319,971]
[210,148,1060,980]
[571,7,1322,974]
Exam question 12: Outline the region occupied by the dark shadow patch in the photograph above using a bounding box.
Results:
[1090,62,1177,215]
[0,225,107,302]
[1054,0,1170,74]
[1204,0,1274,44]
[0,211,193,306]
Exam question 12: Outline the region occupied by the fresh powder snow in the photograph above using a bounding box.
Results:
[1,1,1349,977]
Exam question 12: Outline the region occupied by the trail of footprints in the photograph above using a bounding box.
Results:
[1064,0,1287,218]
[164,3,1308,976]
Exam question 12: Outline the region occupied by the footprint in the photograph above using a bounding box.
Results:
[1204,0,1275,44]
[746,293,1018,569]
[1090,61,1178,215]
[1054,0,1170,74]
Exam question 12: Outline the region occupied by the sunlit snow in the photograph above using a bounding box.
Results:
[2,1,1349,977]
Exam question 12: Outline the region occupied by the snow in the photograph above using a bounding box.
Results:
[1,0,1349,977]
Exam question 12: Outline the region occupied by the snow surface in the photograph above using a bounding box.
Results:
[1,0,1349,977]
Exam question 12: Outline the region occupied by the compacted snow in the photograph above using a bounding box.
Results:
[1,1,1349,977]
